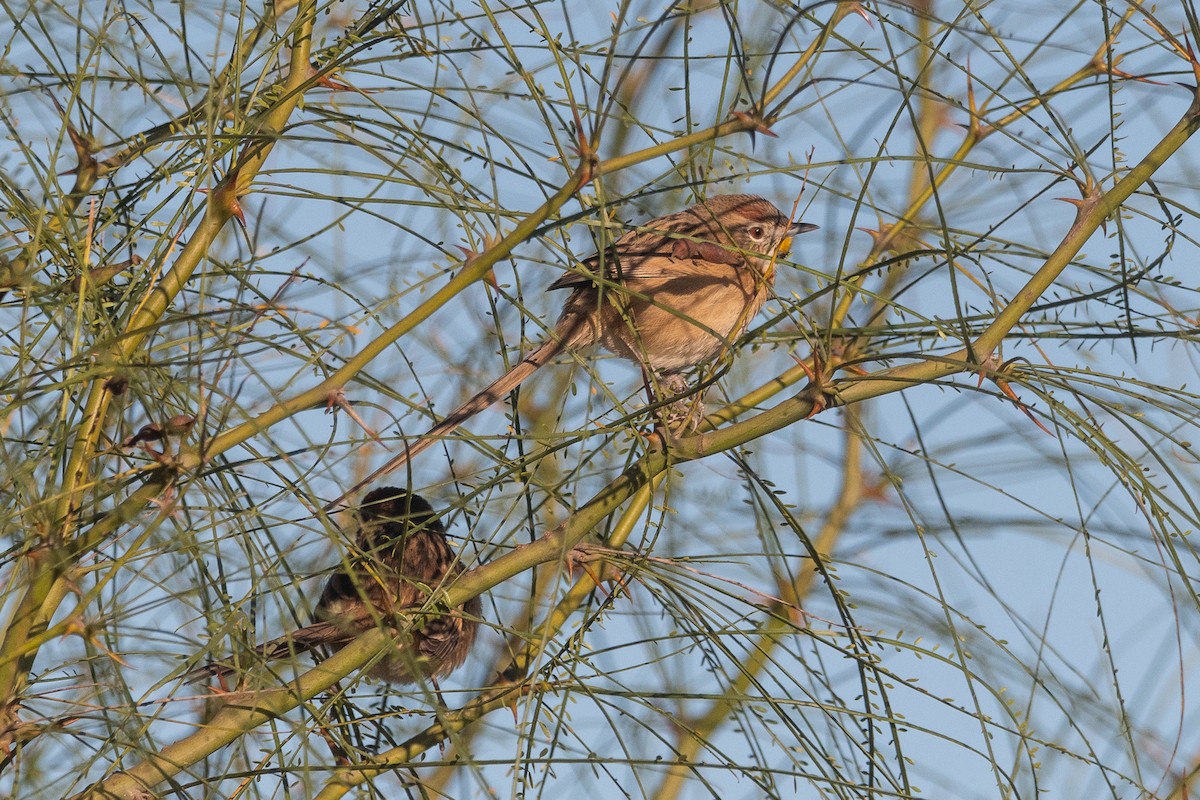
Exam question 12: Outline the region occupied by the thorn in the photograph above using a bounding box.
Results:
[1110,68,1166,86]
[309,62,352,91]
[325,389,384,443]
[976,363,989,389]
[979,357,1055,437]
[790,351,834,418]
[856,223,930,260]
[308,62,380,95]
[65,616,133,667]
[566,543,630,599]
[993,377,1054,436]
[578,561,609,595]
[1054,173,1105,231]
[199,166,252,243]
[1092,52,1167,86]
[60,124,99,179]
[567,105,597,186]
[1144,17,1200,82]
[1185,31,1200,87]
[963,56,994,139]
[728,110,778,145]
[228,197,247,231]
[458,232,503,286]
[563,544,587,579]
[833,1,872,26]
[791,352,817,384]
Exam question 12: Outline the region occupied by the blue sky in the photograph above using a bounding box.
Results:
[4,1,1200,797]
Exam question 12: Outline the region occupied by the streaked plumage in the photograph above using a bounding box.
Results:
[332,194,817,505]
[193,487,479,685]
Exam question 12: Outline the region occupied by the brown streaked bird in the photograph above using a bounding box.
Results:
[192,487,480,685]
[332,194,817,507]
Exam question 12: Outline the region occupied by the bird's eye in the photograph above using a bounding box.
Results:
[749,225,766,239]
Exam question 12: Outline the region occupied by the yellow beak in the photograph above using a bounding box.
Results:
[777,221,819,258]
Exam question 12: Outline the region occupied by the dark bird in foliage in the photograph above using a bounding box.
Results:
[193,487,480,685]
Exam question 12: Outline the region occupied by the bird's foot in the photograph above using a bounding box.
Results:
[654,372,705,434]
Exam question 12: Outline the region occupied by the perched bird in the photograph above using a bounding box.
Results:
[332,194,816,506]
[192,487,480,685]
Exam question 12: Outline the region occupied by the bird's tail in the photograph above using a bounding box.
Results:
[186,621,347,684]
[327,315,591,510]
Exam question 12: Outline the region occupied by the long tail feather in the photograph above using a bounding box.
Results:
[187,621,346,683]
[326,315,590,510]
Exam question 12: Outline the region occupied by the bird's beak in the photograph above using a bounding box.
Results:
[776,221,819,257]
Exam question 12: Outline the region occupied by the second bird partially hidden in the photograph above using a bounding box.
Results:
[194,487,480,686]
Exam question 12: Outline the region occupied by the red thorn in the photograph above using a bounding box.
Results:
[728,110,778,137]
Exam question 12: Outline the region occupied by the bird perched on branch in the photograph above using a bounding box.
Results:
[192,487,480,686]
[331,194,817,507]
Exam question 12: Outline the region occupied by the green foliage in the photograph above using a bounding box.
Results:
[3,1,1200,798]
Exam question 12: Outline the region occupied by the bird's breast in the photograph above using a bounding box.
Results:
[595,262,772,372]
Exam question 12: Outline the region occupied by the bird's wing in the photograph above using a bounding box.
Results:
[549,217,741,291]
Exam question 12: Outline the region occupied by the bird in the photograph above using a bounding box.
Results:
[332,194,817,506]
[191,487,480,686]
